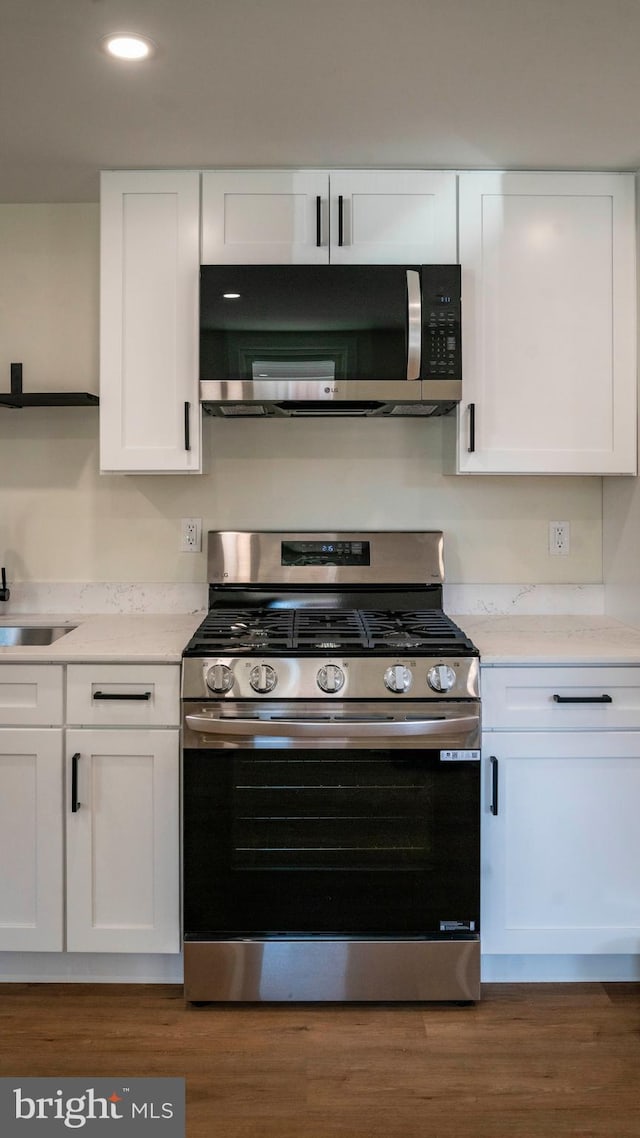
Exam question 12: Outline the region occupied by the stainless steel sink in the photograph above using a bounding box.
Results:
[0,625,77,646]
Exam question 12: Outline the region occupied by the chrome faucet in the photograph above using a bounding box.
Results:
[0,568,9,602]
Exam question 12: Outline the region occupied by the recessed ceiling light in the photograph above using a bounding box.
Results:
[222,293,241,299]
[102,34,155,61]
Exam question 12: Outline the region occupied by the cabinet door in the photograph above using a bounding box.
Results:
[0,730,63,951]
[66,729,179,953]
[100,170,201,473]
[457,172,636,474]
[329,170,457,264]
[201,170,329,264]
[481,731,640,954]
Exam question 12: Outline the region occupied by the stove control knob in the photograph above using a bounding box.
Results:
[384,665,413,693]
[205,663,234,694]
[250,664,278,694]
[317,664,345,694]
[427,664,457,693]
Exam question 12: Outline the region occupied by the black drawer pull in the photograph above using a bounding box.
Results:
[552,694,612,704]
[92,691,152,701]
[71,752,81,813]
[490,755,498,816]
[338,195,344,246]
[184,401,191,452]
[316,195,322,246]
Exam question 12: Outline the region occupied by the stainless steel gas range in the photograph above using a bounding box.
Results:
[181,531,480,1003]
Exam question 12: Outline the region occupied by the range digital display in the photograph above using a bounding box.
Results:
[281,540,371,567]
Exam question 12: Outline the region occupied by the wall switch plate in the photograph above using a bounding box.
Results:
[181,517,202,552]
[549,521,570,555]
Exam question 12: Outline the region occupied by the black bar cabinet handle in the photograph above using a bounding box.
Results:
[184,401,191,452]
[338,195,344,246]
[10,362,23,396]
[316,195,322,247]
[490,756,499,816]
[468,402,476,453]
[552,693,612,704]
[92,691,152,701]
[71,752,81,813]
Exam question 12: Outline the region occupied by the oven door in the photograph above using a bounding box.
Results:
[183,700,480,943]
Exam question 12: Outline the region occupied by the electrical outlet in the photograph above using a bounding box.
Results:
[549,521,570,556]
[181,517,202,552]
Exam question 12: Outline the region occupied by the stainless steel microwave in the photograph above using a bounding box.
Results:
[199,264,461,417]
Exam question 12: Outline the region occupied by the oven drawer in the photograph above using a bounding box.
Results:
[0,665,63,726]
[67,665,180,727]
[482,666,640,730]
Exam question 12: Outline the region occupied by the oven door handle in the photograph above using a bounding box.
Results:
[184,714,479,739]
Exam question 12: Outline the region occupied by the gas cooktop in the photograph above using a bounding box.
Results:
[183,603,476,657]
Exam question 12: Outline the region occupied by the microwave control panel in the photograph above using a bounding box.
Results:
[421,265,461,380]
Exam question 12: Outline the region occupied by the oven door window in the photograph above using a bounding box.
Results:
[183,747,479,937]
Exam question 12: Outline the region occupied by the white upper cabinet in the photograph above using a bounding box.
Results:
[456,172,637,475]
[201,170,329,264]
[201,169,457,264]
[100,170,201,473]
[328,170,457,264]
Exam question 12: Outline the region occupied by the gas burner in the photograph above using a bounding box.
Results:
[315,640,342,649]
[381,632,423,648]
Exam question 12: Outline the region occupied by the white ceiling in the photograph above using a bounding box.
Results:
[3,0,640,202]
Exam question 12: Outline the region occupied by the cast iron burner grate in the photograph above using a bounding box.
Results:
[184,607,475,656]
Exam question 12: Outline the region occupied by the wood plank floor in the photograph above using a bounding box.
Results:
[1,982,639,1137]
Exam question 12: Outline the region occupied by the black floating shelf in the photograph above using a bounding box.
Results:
[0,363,99,408]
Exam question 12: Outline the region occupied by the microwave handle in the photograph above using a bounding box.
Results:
[406,270,422,381]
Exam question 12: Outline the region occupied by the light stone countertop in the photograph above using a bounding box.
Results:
[2,611,640,667]
[456,614,640,665]
[0,612,204,664]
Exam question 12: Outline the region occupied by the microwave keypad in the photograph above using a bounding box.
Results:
[421,266,461,380]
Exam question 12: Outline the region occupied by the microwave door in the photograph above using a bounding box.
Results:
[199,265,420,395]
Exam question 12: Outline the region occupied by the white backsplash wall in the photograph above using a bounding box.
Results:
[0,204,603,590]
[0,407,602,585]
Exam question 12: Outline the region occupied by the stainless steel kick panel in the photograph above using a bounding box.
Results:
[184,938,480,1003]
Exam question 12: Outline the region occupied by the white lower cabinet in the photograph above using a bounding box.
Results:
[0,662,181,960]
[482,722,640,955]
[0,729,64,951]
[65,729,180,954]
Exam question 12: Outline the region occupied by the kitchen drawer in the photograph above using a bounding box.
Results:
[0,665,63,726]
[482,666,640,731]
[66,665,180,727]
